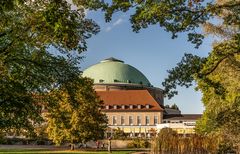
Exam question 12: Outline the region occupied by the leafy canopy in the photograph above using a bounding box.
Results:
[46,78,107,145]
[0,0,107,141]
[103,0,240,48]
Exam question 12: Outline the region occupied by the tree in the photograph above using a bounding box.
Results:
[112,127,127,139]
[103,0,240,48]
[156,128,179,153]
[0,49,82,133]
[164,104,170,108]
[0,0,105,137]
[46,78,107,149]
[171,104,179,110]
[162,36,240,151]
[152,128,219,153]
[164,104,180,110]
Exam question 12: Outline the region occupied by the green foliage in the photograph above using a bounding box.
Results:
[164,104,170,108]
[156,128,179,152]
[196,35,240,136]
[217,140,235,154]
[0,131,6,144]
[127,138,150,148]
[0,0,107,142]
[170,104,179,110]
[162,34,240,151]
[112,128,127,140]
[46,78,108,145]
[33,123,48,141]
[104,0,210,47]
[152,128,220,153]
[164,104,180,110]
[117,0,239,151]
[103,0,240,48]
[162,53,206,99]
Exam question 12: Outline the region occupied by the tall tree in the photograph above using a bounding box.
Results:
[46,78,107,149]
[0,0,107,139]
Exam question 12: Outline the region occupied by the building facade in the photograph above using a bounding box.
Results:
[83,57,201,137]
[158,114,202,135]
[97,90,163,137]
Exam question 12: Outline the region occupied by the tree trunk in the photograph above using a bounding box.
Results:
[70,143,75,150]
[108,140,111,153]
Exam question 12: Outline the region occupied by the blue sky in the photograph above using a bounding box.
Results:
[80,10,214,114]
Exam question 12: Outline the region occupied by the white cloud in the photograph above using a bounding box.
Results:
[105,26,112,32]
[105,17,124,32]
[113,18,123,26]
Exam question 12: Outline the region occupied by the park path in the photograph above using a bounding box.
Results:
[131,152,150,154]
[0,144,68,150]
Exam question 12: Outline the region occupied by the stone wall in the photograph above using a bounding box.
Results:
[86,140,132,149]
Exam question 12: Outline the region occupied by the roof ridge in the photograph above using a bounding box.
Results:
[96,90,163,111]
[101,57,124,63]
[144,90,164,111]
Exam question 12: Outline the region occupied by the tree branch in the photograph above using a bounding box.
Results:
[213,2,240,10]
[202,51,240,76]
[0,30,13,38]
[228,55,240,70]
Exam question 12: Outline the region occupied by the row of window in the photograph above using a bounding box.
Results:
[99,79,147,85]
[163,120,183,123]
[110,115,158,126]
[163,120,196,126]
[105,104,150,110]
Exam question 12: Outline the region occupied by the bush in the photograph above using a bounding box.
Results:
[0,136,7,144]
[36,139,46,145]
[112,128,127,140]
[217,141,235,153]
[127,138,150,148]
[152,128,222,153]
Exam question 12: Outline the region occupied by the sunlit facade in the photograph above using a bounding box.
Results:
[83,57,201,137]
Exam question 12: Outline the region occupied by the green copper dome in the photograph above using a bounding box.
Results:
[82,57,151,86]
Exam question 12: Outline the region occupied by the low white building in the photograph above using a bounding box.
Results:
[158,114,202,135]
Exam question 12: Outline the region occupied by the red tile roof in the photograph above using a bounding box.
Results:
[96,90,163,112]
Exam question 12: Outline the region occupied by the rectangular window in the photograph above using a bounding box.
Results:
[121,116,125,125]
[146,116,150,125]
[137,105,141,109]
[137,116,141,125]
[129,116,133,125]
[154,116,158,125]
[146,104,150,109]
[129,105,133,109]
[113,116,117,125]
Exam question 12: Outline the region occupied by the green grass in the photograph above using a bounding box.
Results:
[0,149,136,154]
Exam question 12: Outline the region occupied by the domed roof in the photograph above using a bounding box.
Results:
[82,57,151,86]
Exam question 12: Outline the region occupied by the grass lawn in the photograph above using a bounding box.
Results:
[0,149,136,154]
